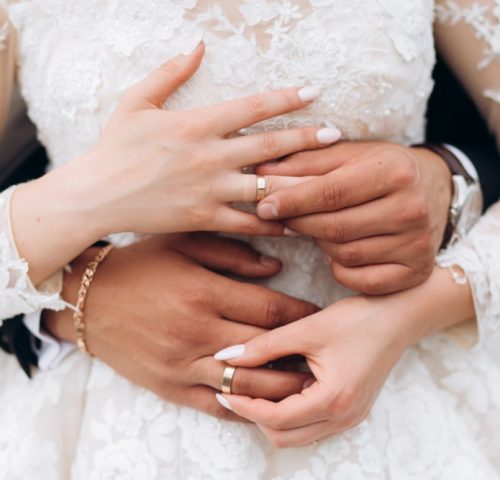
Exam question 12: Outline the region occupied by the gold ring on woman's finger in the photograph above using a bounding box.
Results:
[221,366,236,394]
[256,176,267,202]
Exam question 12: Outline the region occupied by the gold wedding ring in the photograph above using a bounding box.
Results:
[221,366,236,394]
[256,176,267,202]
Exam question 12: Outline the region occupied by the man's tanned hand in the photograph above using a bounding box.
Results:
[43,234,317,421]
[258,141,452,295]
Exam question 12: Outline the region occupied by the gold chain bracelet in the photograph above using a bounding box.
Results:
[73,244,114,356]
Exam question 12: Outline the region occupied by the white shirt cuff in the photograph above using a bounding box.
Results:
[23,310,75,370]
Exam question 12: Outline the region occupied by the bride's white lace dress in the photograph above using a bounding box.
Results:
[1,0,500,478]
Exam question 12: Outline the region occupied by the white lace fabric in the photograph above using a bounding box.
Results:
[435,0,500,356]
[0,0,500,479]
[0,187,66,325]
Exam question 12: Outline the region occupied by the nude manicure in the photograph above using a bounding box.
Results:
[214,344,246,361]
[316,127,342,144]
[257,203,279,220]
[216,394,234,411]
[298,86,321,102]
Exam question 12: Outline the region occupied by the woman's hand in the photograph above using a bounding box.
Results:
[214,267,475,446]
[43,234,317,421]
[13,42,339,284]
[42,42,339,237]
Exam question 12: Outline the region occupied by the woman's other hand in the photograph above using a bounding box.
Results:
[214,267,475,446]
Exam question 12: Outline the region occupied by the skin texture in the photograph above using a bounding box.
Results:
[11,43,336,285]
[257,141,453,295]
[216,266,475,447]
[43,234,317,422]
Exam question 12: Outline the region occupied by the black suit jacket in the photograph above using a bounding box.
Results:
[1,58,500,377]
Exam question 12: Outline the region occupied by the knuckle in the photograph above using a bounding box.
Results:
[264,297,284,328]
[321,181,343,210]
[324,217,346,242]
[388,153,419,187]
[337,244,360,267]
[246,96,270,118]
[262,132,282,157]
[360,273,387,296]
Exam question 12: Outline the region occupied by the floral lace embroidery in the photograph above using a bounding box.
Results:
[436,0,500,102]
[5,0,500,478]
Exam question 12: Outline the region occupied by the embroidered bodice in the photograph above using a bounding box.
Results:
[0,1,500,479]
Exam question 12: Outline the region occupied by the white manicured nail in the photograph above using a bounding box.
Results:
[214,344,246,361]
[181,35,204,55]
[284,227,300,237]
[316,127,342,144]
[216,394,234,411]
[298,86,321,102]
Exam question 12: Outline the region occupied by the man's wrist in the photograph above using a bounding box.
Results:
[42,247,99,344]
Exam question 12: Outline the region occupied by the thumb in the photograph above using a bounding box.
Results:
[214,323,306,368]
[123,41,205,111]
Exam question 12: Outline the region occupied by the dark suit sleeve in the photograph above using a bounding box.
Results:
[427,56,500,210]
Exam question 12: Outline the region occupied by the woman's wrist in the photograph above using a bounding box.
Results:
[10,164,105,285]
[381,266,476,348]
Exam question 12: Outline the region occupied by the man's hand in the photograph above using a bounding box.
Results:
[43,234,317,421]
[257,142,452,295]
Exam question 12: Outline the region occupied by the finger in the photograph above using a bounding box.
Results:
[217,385,332,430]
[121,42,205,111]
[257,421,338,448]
[283,198,403,243]
[214,319,312,366]
[329,262,424,295]
[169,233,283,278]
[225,127,341,168]
[216,280,319,329]
[200,87,322,135]
[213,207,285,236]
[256,162,392,220]
[195,358,312,401]
[317,236,407,268]
[227,174,311,203]
[181,385,247,422]
[256,141,372,176]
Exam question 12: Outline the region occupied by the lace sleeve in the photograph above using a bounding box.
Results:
[0,187,67,325]
[435,1,500,352]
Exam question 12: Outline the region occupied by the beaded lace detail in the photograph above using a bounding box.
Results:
[436,0,500,102]
[1,1,500,478]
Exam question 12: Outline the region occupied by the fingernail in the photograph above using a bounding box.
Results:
[316,127,341,145]
[303,378,315,390]
[214,344,246,361]
[260,255,280,267]
[216,393,234,411]
[298,86,321,102]
[181,37,204,56]
[257,202,278,220]
[284,227,300,237]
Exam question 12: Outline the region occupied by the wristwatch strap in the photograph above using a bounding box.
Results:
[414,143,476,185]
[414,143,477,247]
